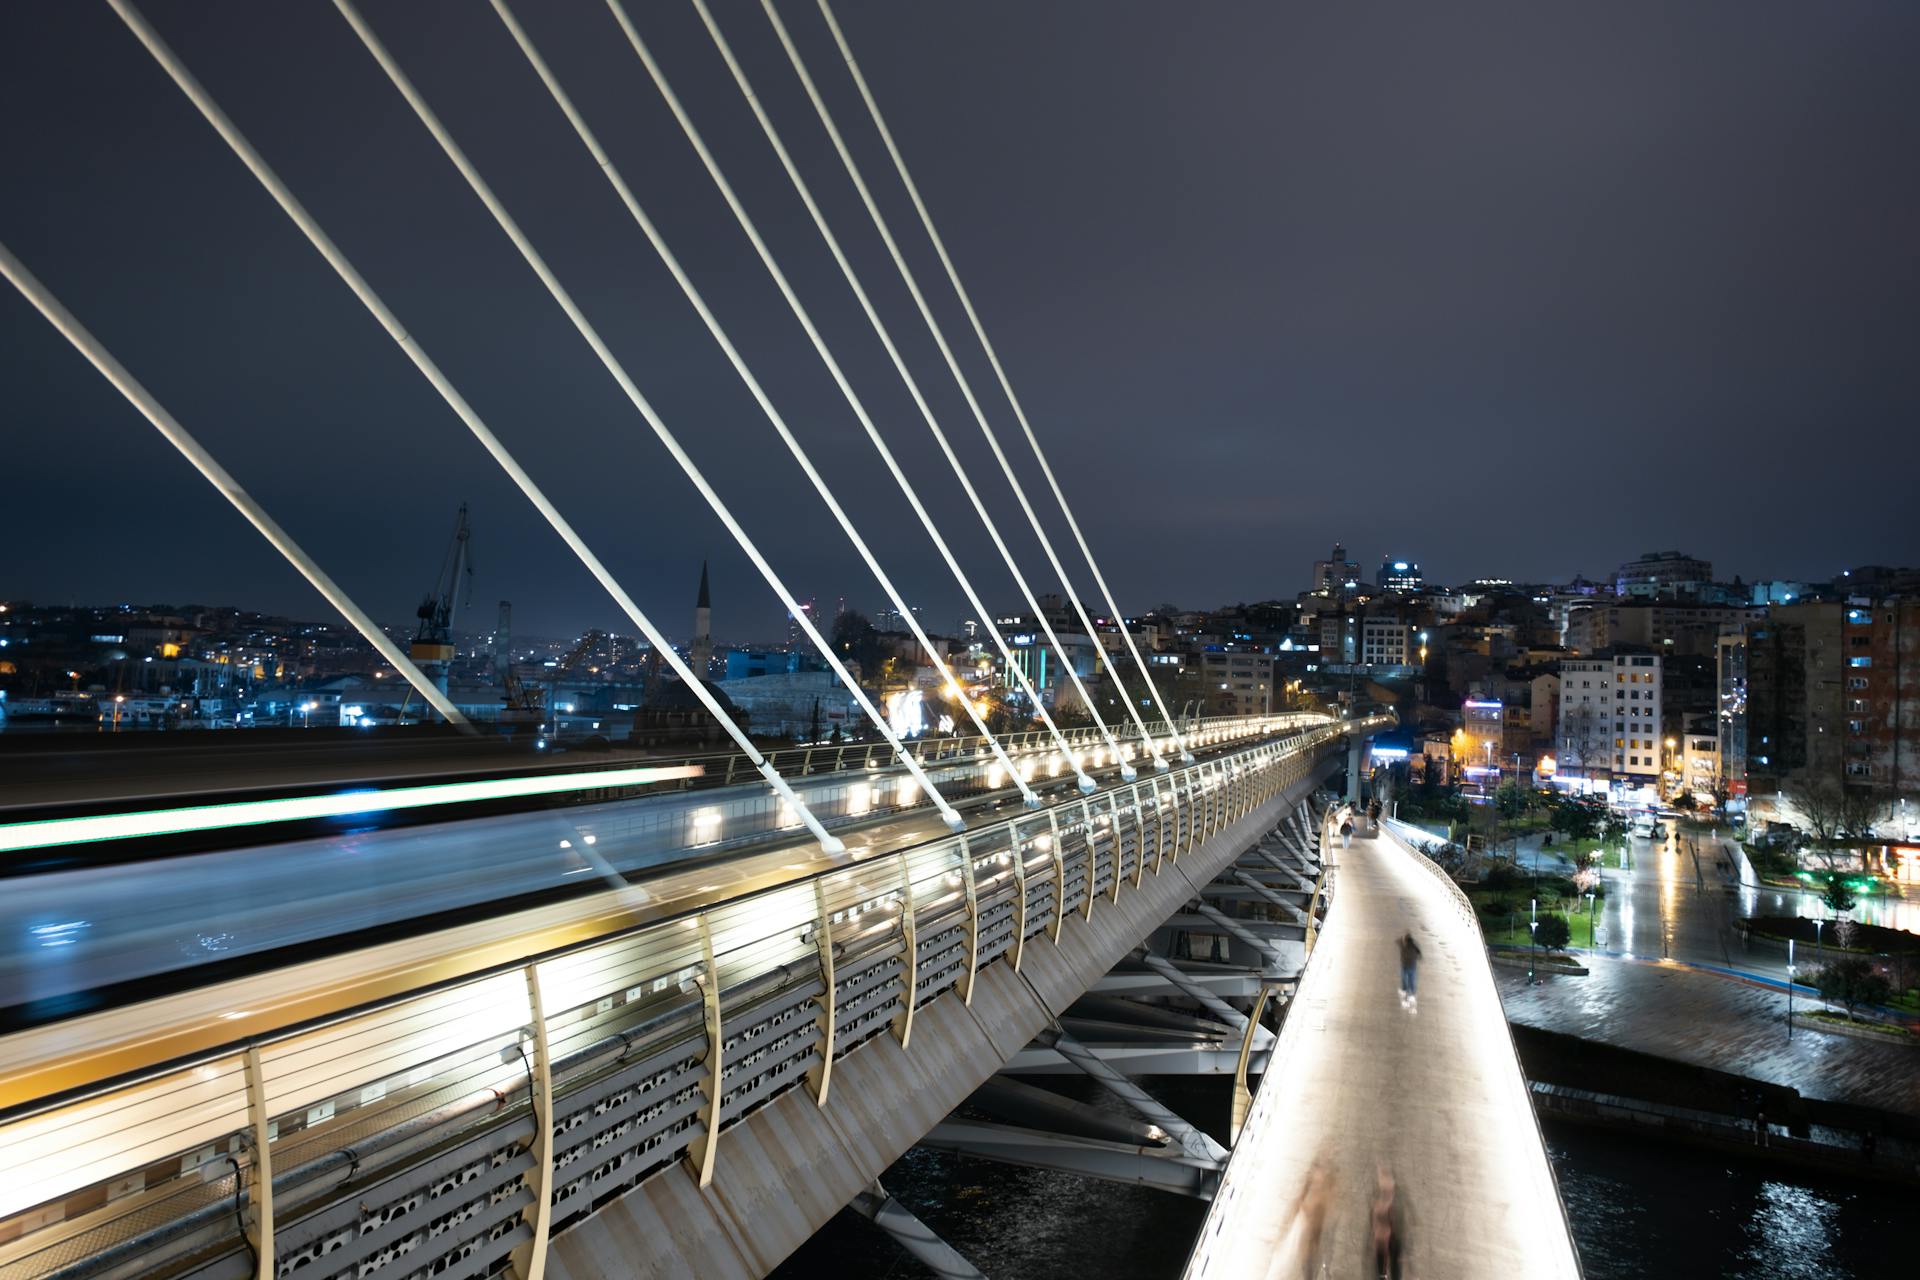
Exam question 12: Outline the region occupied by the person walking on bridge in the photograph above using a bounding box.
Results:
[1279,1157,1336,1280]
[1396,931,1423,1012]
[1368,1165,1409,1280]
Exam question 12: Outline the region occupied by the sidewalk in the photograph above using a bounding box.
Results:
[1186,826,1577,1280]
[1496,954,1920,1119]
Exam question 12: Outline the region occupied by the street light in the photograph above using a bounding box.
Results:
[1814,917,1823,966]
[1787,938,1795,1041]
[1529,896,1538,982]
[1586,890,1596,948]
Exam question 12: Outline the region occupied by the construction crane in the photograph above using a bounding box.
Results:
[546,629,605,740]
[410,503,472,696]
[494,600,544,726]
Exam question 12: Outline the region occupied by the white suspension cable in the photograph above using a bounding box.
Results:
[334,0,966,831]
[808,0,1196,764]
[606,0,1104,792]
[752,0,1159,771]
[490,1,1035,812]
[107,0,844,853]
[0,238,471,731]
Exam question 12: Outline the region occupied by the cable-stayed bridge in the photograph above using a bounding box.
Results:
[0,4,1572,1277]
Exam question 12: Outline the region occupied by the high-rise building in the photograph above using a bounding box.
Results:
[1377,558,1424,592]
[785,598,815,651]
[1745,602,1846,804]
[1716,628,1747,802]
[1846,597,1920,800]
[1310,542,1362,598]
[1557,647,1665,789]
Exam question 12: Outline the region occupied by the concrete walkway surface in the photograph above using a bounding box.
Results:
[1185,825,1578,1280]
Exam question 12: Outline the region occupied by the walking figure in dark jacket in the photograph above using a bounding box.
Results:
[1397,931,1423,1012]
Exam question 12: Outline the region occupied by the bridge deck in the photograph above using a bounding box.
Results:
[1185,824,1578,1280]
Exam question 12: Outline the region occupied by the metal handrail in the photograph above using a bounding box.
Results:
[0,717,1387,1280]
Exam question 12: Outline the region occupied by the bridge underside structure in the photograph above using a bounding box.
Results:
[0,717,1383,1280]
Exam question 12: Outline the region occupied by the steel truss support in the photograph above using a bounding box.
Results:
[1035,1028,1226,1164]
[1133,948,1261,1040]
[1225,870,1311,924]
[849,1181,985,1279]
[918,1121,1217,1199]
[1186,900,1288,970]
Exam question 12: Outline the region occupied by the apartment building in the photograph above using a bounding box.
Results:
[1557,647,1664,787]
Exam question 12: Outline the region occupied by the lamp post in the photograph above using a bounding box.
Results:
[1786,938,1795,1041]
[1586,890,1596,949]
[1814,917,1823,966]
[1529,897,1538,982]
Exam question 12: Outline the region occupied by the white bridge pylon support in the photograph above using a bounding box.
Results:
[1183,819,1580,1280]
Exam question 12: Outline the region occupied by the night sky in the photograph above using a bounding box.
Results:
[4,2,1918,641]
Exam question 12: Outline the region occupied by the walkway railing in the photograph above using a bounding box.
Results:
[0,718,1384,1280]
[698,712,1319,783]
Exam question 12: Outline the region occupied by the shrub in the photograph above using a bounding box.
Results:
[1534,914,1572,950]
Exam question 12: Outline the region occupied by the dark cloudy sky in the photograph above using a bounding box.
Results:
[4,1,1917,641]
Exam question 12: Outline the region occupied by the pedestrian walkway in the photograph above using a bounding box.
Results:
[1497,955,1920,1118]
[1185,824,1578,1279]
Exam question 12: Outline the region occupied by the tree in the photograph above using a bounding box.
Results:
[1820,874,1857,916]
[1784,777,1886,871]
[1494,779,1533,820]
[1560,704,1609,779]
[1549,797,1602,842]
[830,611,890,680]
[1810,957,1891,1022]
[1535,914,1572,950]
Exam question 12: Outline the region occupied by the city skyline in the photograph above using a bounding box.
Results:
[4,2,1917,639]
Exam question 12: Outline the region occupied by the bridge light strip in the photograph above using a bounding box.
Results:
[0,764,703,854]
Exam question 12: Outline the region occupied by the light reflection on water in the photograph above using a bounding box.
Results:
[781,1086,1903,1280]
[1737,1181,1842,1278]
[1548,1122,1900,1280]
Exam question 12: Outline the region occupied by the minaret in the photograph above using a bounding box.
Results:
[690,560,713,678]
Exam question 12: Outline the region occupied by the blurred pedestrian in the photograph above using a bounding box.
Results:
[1282,1158,1336,1280]
[1397,931,1423,1012]
[1368,1165,1407,1279]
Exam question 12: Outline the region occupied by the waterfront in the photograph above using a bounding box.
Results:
[776,1082,1906,1278]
